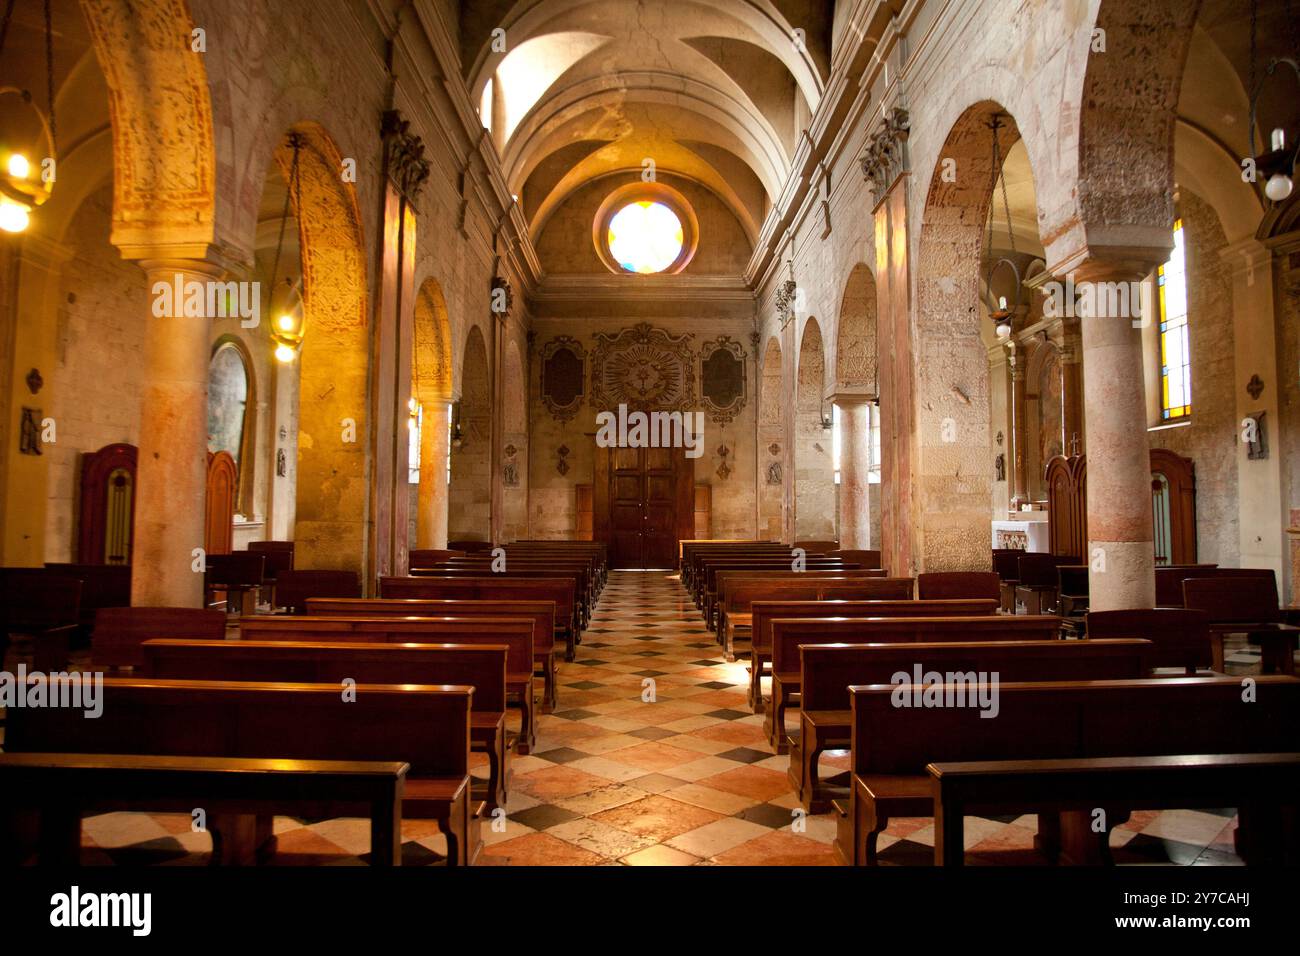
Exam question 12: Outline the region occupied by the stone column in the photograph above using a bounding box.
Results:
[1077,260,1157,610]
[1007,342,1028,509]
[417,400,450,549]
[132,259,225,607]
[835,396,873,549]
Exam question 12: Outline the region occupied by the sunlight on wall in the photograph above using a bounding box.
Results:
[494,32,609,141]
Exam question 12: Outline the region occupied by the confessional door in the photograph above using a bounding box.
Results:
[594,443,694,569]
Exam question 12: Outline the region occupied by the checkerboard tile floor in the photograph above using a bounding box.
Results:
[2,571,1263,865]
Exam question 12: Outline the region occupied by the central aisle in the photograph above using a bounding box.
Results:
[482,569,839,865]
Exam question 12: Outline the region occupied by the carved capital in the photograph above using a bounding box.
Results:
[381,110,431,202]
[859,107,911,204]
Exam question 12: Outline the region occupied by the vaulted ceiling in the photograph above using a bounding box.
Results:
[461,1,835,246]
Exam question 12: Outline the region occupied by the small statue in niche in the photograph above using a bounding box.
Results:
[19,408,42,456]
[504,461,520,487]
[276,448,287,477]
[995,452,1005,482]
[766,461,783,485]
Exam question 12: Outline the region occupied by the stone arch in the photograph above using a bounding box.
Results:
[78,0,217,253]
[794,317,833,540]
[913,100,1026,571]
[448,325,492,542]
[413,278,453,404]
[502,339,528,542]
[412,277,454,551]
[833,262,877,395]
[758,336,785,540]
[273,124,369,575]
[1051,0,1202,268]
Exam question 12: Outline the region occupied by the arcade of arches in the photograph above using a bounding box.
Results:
[0,0,1298,870]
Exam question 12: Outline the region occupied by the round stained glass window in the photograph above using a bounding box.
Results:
[607,200,684,274]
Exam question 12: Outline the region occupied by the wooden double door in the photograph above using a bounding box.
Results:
[594,444,694,569]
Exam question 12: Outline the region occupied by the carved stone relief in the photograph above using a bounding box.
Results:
[590,323,696,413]
[700,336,747,424]
[540,336,585,423]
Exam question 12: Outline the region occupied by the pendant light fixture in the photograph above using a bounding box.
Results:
[984,113,1020,341]
[268,134,305,362]
[1246,0,1299,204]
[0,0,57,233]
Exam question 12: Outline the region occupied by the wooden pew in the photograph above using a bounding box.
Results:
[383,575,577,663]
[1012,553,1080,615]
[826,549,882,568]
[766,614,1061,750]
[680,540,781,585]
[0,570,81,671]
[930,753,1300,866]
[713,568,874,645]
[306,597,558,711]
[142,638,510,812]
[1086,608,1215,674]
[1152,563,1220,607]
[91,606,227,672]
[0,753,408,866]
[1184,573,1299,674]
[746,590,977,712]
[700,560,855,624]
[721,578,894,661]
[916,571,1001,601]
[43,563,131,643]
[838,675,1300,866]
[274,569,361,613]
[791,638,1152,810]
[426,560,596,627]
[684,545,793,598]
[5,678,478,865]
[239,615,538,754]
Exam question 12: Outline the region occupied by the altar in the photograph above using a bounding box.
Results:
[991,516,1049,552]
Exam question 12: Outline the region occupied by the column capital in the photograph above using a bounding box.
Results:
[826,389,875,407]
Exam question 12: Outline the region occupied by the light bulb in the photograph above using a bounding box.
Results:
[0,199,30,233]
[996,321,1012,338]
[998,295,1007,310]
[7,153,31,179]
[274,343,297,363]
[1265,172,1293,202]
[277,314,295,331]
[1270,128,1286,151]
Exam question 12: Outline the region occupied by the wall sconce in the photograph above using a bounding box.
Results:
[819,400,834,430]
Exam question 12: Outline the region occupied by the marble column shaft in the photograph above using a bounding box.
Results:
[837,398,873,549]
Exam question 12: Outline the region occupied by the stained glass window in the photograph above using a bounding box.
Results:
[1158,219,1190,420]
[607,201,684,274]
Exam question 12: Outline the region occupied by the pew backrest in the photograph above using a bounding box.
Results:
[916,572,1001,601]
[1086,608,1212,672]
[751,594,986,652]
[800,638,1152,712]
[92,605,226,670]
[6,677,473,778]
[304,598,555,655]
[772,614,1061,675]
[142,638,508,712]
[850,676,1300,776]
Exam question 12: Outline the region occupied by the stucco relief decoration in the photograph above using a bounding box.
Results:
[775,279,798,328]
[540,336,586,423]
[81,0,216,245]
[700,337,747,424]
[859,107,911,204]
[590,323,696,413]
[381,110,431,201]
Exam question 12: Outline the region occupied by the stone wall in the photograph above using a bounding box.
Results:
[44,186,148,562]
[529,316,758,542]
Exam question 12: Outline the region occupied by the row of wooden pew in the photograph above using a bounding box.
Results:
[1,541,607,866]
[675,542,1300,865]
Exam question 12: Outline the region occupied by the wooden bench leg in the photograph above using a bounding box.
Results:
[487,726,508,812]
[802,743,828,813]
[934,797,964,866]
[1257,633,1296,675]
[540,655,558,712]
[766,682,789,753]
[1210,632,1226,673]
[1057,809,1113,865]
[749,659,765,714]
[562,628,575,663]
[208,812,275,866]
[370,783,403,866]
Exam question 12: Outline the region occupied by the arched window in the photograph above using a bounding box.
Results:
[1157,219,1190,420]
[207,339,254,516]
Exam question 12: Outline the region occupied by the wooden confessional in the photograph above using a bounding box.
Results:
[76,443,238,563]
[1044,449,1196,564]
